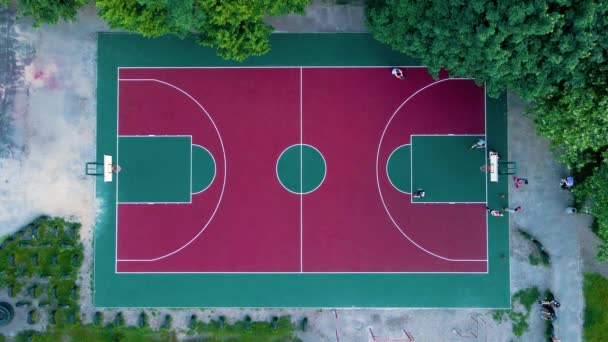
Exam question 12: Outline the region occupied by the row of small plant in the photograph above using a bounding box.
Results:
[15,313,303,341]
[0,216,82,327]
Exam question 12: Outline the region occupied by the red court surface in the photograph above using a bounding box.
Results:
[115,67,487,273]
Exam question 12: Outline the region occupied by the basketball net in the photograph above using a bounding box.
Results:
[111,164,122,173]
[480,164,491,173]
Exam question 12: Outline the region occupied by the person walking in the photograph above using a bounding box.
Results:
[470,138,486,149]
[502,206,522,213]
[513,176,528,188]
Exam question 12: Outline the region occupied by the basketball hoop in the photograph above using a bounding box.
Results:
[111,164,122,173]
[480,164,491,173]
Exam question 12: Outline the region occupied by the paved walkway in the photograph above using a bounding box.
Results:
[508,94,589,342]
[265,0,366,32]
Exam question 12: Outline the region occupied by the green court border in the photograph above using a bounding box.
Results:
[96,33,509,308]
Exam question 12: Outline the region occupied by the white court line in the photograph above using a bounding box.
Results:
[376,78,487,263]
[119,66,429,70]
[115,270,488,274]
[115,72,119,273]
[116,78,226,263]
[300,67,303,273]
[410,134,485,136]
[275,144,327,196]
[385,144,412,194]
[484,85,489,271]
[410,134,486,204]
[191,144,217,195]
[117,135,193,204]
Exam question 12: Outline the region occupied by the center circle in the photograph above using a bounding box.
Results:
[276,144,326,194]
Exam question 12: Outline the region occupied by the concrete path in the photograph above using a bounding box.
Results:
[266,0,366,32]
[508,94,589,342]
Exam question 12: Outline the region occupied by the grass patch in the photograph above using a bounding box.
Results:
[492,287,541,337]
[584,273,608,342]
[518,229,550,267]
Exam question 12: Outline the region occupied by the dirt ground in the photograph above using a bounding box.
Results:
[0,3,593,341]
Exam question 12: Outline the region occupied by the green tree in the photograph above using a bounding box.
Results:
[574,162,608,261]
[527,60,608,169]
[366,0,608,99]
[96,0,310,61]
[4,0,88,26]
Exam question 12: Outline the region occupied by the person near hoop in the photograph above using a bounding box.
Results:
[412,188,425,198]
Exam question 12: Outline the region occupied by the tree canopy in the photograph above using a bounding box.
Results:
[3,0,88,26]
[366,0,608,99]
[96,0,310,61]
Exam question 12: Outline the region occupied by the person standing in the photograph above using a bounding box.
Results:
[412,189,425,198]
[560,176,574,189]
[513,177,528,188]
[392,68,405,80]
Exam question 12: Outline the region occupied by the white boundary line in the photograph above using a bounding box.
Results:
[300,67,303,273]
[385,144,412,194]
[111,70,491,274]
[191,144,217,195]
[410,133,484,136]
[376,78,487,263]
[116,135,193,204]
[484,85,489,271]
[409,134,486,204]
[115,270,487,274]
[115,71,120,272]
[119,66,429,70]
[275,144,328,196]
[116,78,226,263]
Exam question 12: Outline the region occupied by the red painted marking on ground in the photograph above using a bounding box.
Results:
[378,79,487,262]
[116,67,487,273]
[302,68,486,272]
[117,68,300,272]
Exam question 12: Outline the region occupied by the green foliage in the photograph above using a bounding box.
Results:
[14,0,88,27]
[366,0,608,99]
[584,273,608,341]
[492,287,540,337]
[518,229,550,267]
[96,0,311,61]
[574,163,608,261]
[191,316,300,341]
[528,254,540,266]
[527,62,608,169]
[16,324,178,341]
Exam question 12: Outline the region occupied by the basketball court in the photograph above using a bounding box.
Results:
[94,33,509,307]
